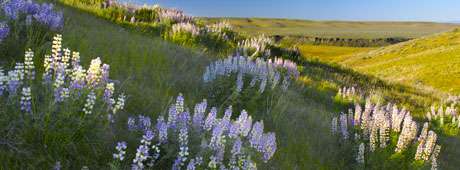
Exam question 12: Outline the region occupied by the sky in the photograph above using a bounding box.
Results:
[120,0,460,22]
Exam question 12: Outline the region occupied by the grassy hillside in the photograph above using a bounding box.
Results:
[299,44,375,62]
[2,1,460,169]
[0,2,358,169]
[309,29,460,95]
[204,18,460,39]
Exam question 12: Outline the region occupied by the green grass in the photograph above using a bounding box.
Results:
[203,17,460,39]
[2,1,460,169]
[299,44,375,62]
[0,3,355,169]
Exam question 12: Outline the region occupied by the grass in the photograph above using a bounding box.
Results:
[299,44,375,62]
[0,2,355,169]
[306,29,460,95]
[2,1,460,169]
[203,17,460,39]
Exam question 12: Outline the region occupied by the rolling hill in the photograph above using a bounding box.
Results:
[315,29,460,95]
[203,18,460,39]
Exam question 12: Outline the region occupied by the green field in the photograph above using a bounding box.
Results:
[204,18,460,39]
[299,44,375,62]
[3,0,460,169]
[303,29,460,95]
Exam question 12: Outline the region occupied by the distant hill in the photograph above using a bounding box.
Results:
[332,29,460,94]
[202,17,460,39]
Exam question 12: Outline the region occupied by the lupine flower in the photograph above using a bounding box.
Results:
[0,22,9,42]
[177,126,189,165]
[204,107,217,130]
[112,93,126,114]
[113,141,127,161]
[101,64,110,84]
[192,99,207,129]
[141,130,154,146]
[156,116,168,143]
[24,49,35,80]
[7,70,21,94]
[86,57,102,87]
[171,22,201,36]
[357,143,365,164]
[138,115,152,131]
[175,93,185,113]
[132,144,149,169]
[3,0,63,30]
[260,132,277,162]
[83,91,96,114]
[20,87,32,113]
[168,105,178,129]
[104,83,115,108]
[118,94,277,169]
[128,117,137,131]
[250,121,264,150]
[203,56,299,93]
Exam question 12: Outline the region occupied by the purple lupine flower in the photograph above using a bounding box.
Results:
[204,107,217,130]
[113,141,127,161]
[175,93,185,113]
[210,122,225,150]
[192,100,206,129]
[103,83,115,108]
[250,121,264,150]
[7,70,21,94]
[138,115,151,131]
[128,117,136,131]
[156,116,168,143]
[231,137,242,156]
[133,144,149,168]
[141,130,154,146]
[177,126,189,166]
[101,64,110,84]
[20,87,32,113]
[167,105,178,129]
[178,111,191,128]
[172,157,182,170]
[33,3,64,30]
[0,23,9,42]
[3,0,27,19]
[260,132,277,162]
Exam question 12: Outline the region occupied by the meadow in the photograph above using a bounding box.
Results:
[204,18,459,39]
[1,0,460,169]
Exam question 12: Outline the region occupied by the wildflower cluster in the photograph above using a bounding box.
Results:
[203,56,299,93]
[426,104,459,128]
[336,86,363,102]
[114,94,277,169]
[331,99,441,167]
[171,22,201,37]
[2,0,64,30]
[237,35,274,57]
[0,34,125,117]
[157,7,193,24]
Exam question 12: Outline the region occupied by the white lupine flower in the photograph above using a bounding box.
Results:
[357,143,365,164]
[86,57,102,87]
[83,91,96,114]
[24,49,35,80]
[112,94,126,114]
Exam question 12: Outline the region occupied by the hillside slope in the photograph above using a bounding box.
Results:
[338,29,460,94]
[204,18,459,39]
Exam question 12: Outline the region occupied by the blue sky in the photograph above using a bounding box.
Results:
[120,0,460,22]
